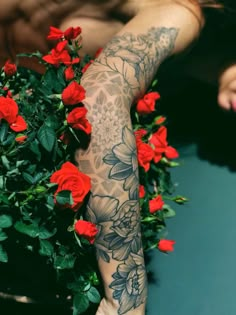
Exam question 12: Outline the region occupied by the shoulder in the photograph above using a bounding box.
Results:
[119,0,204,25]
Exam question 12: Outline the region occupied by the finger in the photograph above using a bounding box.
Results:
[231,97,236,112]
[217,91,231,111]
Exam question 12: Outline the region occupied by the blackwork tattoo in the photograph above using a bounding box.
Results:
[82,27,179,98]
[87,194,146,315]
[110,253,147,314]
[77,27,179,314]
[103,126,139,200]
[88,194,141,262]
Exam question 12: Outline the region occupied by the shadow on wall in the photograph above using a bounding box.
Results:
[158,77,236,172]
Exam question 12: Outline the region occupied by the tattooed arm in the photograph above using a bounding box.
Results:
[76,2,204,315]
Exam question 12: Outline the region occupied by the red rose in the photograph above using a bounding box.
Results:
[165,145,179,159]
[136,92,160,115]
[10,115,27,132]
[82,60,93,73]
[67,107,91,134]
[149,195,164,213]
[47,26,64,40]
[62,81,86,105]
[50,161,91,211]
[2,87,12,98]
[149,126,167,159]
[139,185,145,199]
[3,60,17,76]
[42,41,71,66]
[0,96,18,124]
[59,132,71,145]
[149,126,179,161]
[95,48,103,58]
[64,66,75,81]
[134,129,148,143]
[74,220,98,244]
[158,239,175,252]
[137,141,154,172]
[64,57,80,67]
[155,116,166,125]
[15,135,27,143]
[64,26,82,40]
[47,26,82,41]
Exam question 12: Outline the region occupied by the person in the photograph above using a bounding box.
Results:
[0,1,231,314]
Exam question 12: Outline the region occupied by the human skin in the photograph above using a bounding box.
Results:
[1,0,235,111]
[0,1,211,314]
[73,1,204,314]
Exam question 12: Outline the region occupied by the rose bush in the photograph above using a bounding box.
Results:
[0,25,187,314]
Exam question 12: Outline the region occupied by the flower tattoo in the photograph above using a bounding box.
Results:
[103,126,139,199]
[110,253,147,315]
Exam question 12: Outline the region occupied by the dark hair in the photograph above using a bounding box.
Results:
[197,0,223,8]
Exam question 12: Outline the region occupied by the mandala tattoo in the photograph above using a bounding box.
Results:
[77,26,179,314]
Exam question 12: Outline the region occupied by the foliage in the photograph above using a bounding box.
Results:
[0,26,186,313]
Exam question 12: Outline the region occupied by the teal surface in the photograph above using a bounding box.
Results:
[146,77,236,315]
[147,144,236,315]
[2,79,236,314]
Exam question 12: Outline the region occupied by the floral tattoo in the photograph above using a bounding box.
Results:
[78,26,179,314]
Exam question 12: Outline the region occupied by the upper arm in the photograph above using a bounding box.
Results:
[95,0,205,97]
[122,0,205,55]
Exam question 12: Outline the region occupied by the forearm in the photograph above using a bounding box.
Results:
[76,59,146,314]
[77,65,144,311]
[76,28,173,312]
[76,3,204,313]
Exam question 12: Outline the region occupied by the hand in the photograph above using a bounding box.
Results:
[218,64,236,111]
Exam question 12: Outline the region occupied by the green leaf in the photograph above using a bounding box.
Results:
[73,293,89,315]
[14,221,39,238]
[22,172,35,184]
[67,281,82,292]
[0,121,9,142]
[45,115,61,130]
[0,194,9,205]
[151,78,158,87]
[39,226,57,239]
[0,244,8,263]
[37,125,56,152]
[0,230,8,241]
[46,195,55,210]
[52,139,60,163]
[2,133,15,146]
[162,205,176,218]
[30,141,41,161]
[17,51,43,59]
[56,190,73,206]
[83,283,91,292]
[1,155,10,170]
[16,160,26,168]
[0,215,13,228]
[33,173,44,183]
[39,239,54,257]
[141,216,158,223]
[57,65,66,88]
[44,67,65,93]
[54,254,76,270]
[0,176,4,190]
[26,163,37,174]
[58,245,68,256]
[86,286,101,304]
